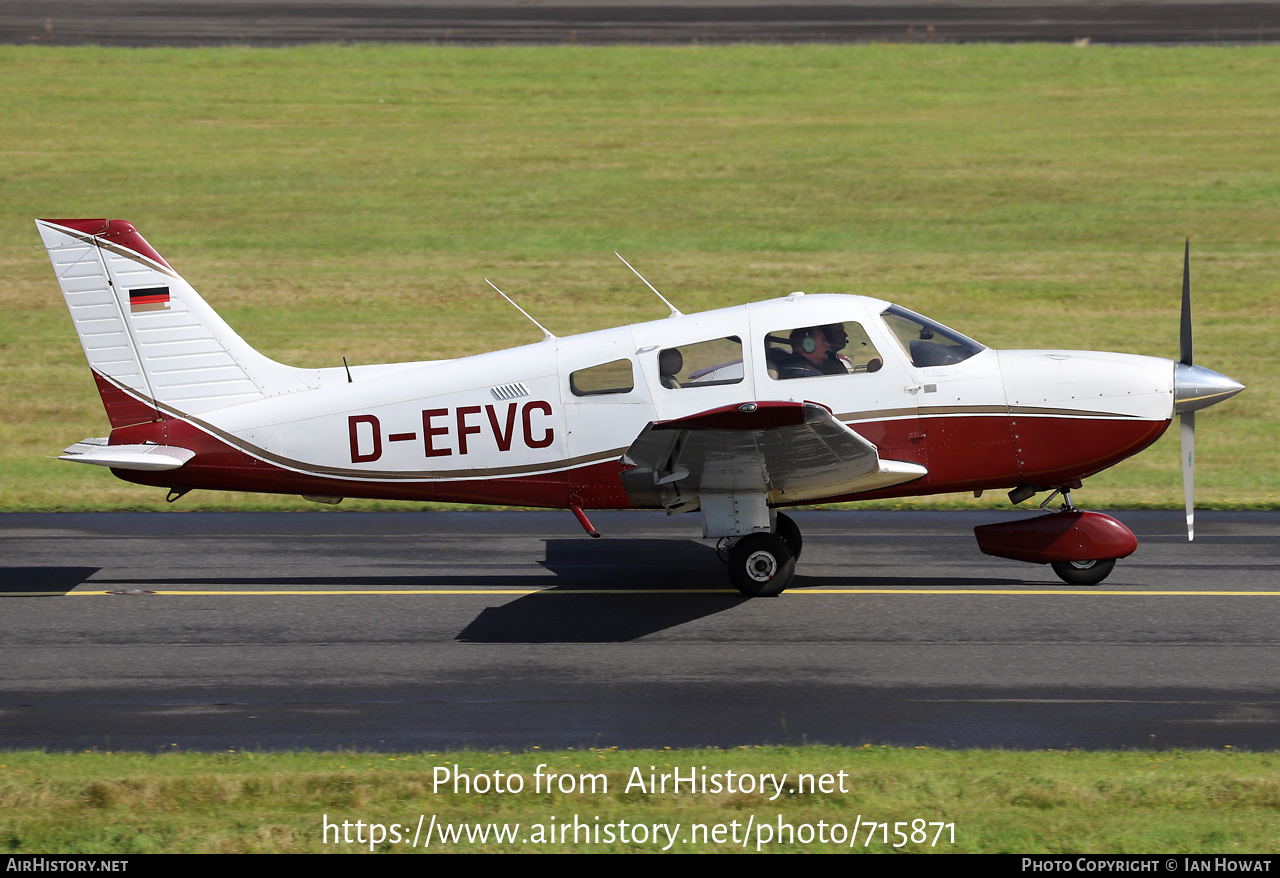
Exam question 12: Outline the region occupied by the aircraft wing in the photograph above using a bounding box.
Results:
[620,401,926,507]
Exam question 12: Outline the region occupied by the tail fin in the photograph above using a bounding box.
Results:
[36,219,318,427]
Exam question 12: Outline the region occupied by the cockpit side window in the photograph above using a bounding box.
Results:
[881,305,985,368]
[764,320,883,380]
[657,336,743,389]
[570,358,635,397]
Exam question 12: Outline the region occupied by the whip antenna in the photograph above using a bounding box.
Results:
[615,252,682,318]
[485,279,556,341]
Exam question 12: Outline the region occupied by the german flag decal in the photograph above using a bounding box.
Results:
[129,286,170,313]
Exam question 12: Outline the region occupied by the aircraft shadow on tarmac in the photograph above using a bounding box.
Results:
[457,539,747,642]
[0,567,100,594]
[455,592,749,642]
[455,541,1038,643]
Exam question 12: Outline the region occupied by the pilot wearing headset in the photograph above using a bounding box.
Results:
[819,323,856,373]
[777,325,851,379]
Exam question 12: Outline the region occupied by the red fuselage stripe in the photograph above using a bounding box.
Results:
[107,407,1169,509]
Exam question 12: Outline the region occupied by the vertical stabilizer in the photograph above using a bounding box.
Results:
[37,219,319,425]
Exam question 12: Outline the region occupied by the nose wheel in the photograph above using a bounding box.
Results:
[1050,558,1117,586]
[976,493,1135,587]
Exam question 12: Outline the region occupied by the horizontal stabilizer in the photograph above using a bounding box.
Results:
[60,437,194,471]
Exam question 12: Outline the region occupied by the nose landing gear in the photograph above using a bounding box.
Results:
[975,491,1137,586]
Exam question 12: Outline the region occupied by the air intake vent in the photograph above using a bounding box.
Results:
[490,382,530,401]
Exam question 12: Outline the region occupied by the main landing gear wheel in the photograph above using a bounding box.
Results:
[1051,558,1116,586]
[728,533,796,597]
[774,511,803,561]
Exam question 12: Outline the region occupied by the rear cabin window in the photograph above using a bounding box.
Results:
[570,358,635,396]
[764,321,883,380]
[657,336,743,389]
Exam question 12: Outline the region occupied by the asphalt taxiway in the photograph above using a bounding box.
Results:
[2,0,1278,46]
[2,509,1277,752]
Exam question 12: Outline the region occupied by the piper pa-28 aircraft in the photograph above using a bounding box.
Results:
[38,218,1245,596]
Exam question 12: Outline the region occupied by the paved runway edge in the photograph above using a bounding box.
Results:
[4,2,1280,46]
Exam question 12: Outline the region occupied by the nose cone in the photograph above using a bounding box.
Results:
[1174,362,1245,414]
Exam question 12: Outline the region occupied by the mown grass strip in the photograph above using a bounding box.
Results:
[2,747,1277,853]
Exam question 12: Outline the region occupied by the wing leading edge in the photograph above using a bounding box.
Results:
[619,401,926,508]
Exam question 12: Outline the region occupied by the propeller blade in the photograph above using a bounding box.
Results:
[1180,238,1193,367]
[1180,410,1195,541]
[1179,240,1195,541]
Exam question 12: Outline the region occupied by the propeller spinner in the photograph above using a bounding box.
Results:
[1172,241,1245,540]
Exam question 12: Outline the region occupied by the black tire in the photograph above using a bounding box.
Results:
[1051,558,1116,586]
[775,511,803,561]
[728,533,796,597]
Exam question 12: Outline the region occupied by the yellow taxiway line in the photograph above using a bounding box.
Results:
[4,588,1280,597]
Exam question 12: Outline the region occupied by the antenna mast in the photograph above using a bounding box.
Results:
[615,252,683,318]
[485,279,556,341]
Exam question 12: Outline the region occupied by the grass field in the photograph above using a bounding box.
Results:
[3,46,1278,855]
[2,43,1277,511]
[3,746,1278,853]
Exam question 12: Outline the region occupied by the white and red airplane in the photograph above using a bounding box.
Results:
[37,218,1244,595]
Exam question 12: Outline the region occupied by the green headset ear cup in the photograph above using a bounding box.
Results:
[801,333,817,354]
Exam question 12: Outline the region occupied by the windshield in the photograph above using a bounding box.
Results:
[881,304,985,368]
